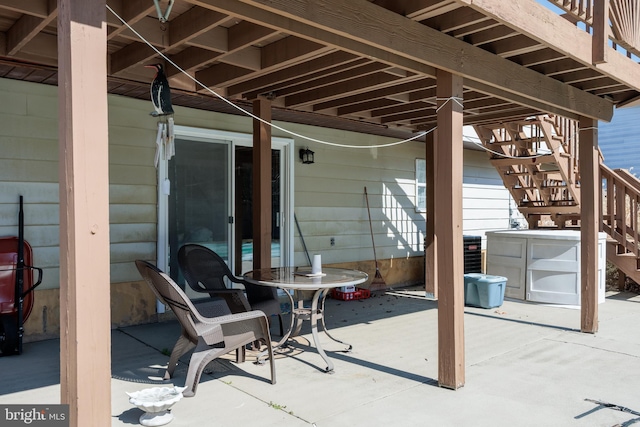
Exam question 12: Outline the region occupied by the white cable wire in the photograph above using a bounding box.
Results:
[106,5,429,149]
[435,97,463,113]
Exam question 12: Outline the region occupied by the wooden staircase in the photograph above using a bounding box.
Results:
[474,116,581,228]
[474,115,640,286]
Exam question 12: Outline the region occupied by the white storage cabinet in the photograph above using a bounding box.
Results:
[486,230,606,305]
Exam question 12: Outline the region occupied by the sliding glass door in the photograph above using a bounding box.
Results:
[158,128,292,294]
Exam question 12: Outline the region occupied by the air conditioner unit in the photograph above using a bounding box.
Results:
[463,235,482,274]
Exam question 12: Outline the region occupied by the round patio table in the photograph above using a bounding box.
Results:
[243,267,368,372]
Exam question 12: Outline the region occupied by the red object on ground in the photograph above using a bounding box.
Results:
[0,237,35,320]
[331,288,371,301]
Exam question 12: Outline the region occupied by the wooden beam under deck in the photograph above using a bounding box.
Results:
[228,0,613,121]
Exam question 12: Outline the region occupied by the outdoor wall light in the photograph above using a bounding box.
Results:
[299,147,315,164]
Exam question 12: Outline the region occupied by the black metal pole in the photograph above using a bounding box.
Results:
[16,195,24,354]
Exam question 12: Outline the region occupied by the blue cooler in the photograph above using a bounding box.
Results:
[464,273,507,308]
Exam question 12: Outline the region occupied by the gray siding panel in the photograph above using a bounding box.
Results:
[1,79,158,288]
[1,78,516,287]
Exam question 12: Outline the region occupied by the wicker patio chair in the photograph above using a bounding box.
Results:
[178,244,284,336]
[135,260,276,397]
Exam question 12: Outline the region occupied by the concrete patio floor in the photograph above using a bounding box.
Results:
[2,287,640,427]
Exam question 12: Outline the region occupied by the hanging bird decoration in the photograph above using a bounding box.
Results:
[145,63,175,165]
[145,63,174,116]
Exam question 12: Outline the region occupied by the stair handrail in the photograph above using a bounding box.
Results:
[600,163,640,259]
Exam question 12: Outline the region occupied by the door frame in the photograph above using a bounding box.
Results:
[156,126,294,301]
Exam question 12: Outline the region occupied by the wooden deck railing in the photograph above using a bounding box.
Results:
[547,0,640,57]
[601,163,640,261]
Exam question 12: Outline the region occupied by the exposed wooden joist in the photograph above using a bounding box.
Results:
[465,79,582,121]
[196,62,254,88]
[106,0,155,40]
[318,78,431,112]
[337,97,400,116]
[0,0,49,17]
[232,0,612,120]
[187,26,228,52]
[188,0,438,87]
[109,16,169,46]
[465,26,518,46]
[228,20,276,51]
[111,6,229,74]
[408,0,460,20]
[371,100,434,117]
[202,36,332,93]
[165,46,222,76]
[169,7,228,46]
[534,59,587,77]
[273,62,389,100]
[287,71,402,108]
[261,36,326,69]
[457,0,640,97]
[110,41,158,75]
[6,3,56,56]
[485,35,543,58]
[232,51,360,98]
[381,107,434,123]
[15,31,57,63]
[515,49,566,67]
[450,19,501,39]
[423,8,489,33]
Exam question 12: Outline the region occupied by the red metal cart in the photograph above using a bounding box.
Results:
[0,196,42,356]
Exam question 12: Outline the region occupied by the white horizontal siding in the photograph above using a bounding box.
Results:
[289,129,514,264]
[1,78,518,288]
[0,79,158,288]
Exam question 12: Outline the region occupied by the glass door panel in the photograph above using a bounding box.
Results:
[168,138,230,289]
[234,147,282,275]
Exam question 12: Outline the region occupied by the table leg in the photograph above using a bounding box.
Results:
[256,288,295,364]
[310,289,334,372]
[290,296,306,337]
[259,287,352,372]
[318,291,352,351]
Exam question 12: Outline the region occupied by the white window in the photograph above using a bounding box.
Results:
[415,158,426,212]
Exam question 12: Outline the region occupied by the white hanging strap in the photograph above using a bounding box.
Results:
[154,122,163,168]
[435,96,464,113]
[166,116,175,160]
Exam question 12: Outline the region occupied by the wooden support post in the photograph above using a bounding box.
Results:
[592,0,609,64]
[435,70,465,389]
[579,117,599,333]
[253,97,272,269]
[425,129,437,298]
[58,1,111,425]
